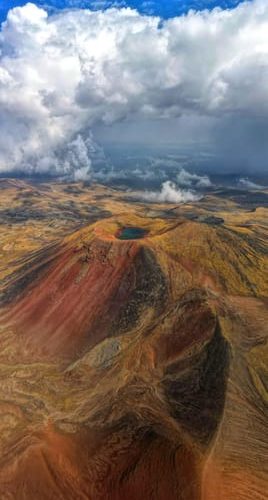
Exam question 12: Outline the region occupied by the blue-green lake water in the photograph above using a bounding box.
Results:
[117,227,148,240]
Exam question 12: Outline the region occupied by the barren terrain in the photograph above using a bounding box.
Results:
[0,179,267,499]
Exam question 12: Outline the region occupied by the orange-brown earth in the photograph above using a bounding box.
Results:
[0,179,267,499]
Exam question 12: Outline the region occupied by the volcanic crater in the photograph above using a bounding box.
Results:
[0,183,267,500]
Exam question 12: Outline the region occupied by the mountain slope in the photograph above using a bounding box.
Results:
[0,196,267,499]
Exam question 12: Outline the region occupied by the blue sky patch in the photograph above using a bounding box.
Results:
[0,0,248,23]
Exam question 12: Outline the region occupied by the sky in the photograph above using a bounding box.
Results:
[0,0,267,187]
[0,1,247,22]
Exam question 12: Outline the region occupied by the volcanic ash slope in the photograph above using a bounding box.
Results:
[0,216,267,500]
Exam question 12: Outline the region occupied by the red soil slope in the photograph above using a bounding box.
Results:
[3,235,163,360]
[0,217,267,500]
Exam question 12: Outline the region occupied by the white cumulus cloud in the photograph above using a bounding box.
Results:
[0,1,268,178]
[176,168,212,188]
[136,180,201,203]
